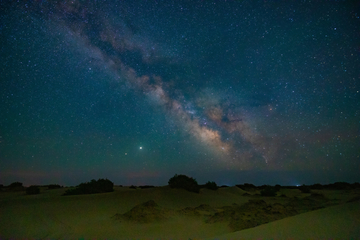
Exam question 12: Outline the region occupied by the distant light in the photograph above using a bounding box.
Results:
[139,147,142,149]
[125,153,127,155]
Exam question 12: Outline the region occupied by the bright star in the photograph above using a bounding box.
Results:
[139,147,142,149]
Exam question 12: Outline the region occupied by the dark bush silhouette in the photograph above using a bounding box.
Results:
[63,179,114,196]
[26,185,40,195]
[298,184,311,193]
[129,185,137,189]
[310,183,323,190]
[260,186,278,196]
[7,182,24,191]
[8,182,23,188]
[327,182,351,190]
[168,174,200,193]
[139,185,155,189]
[236,183,256,191]
[220,185,229,188]
[47,184,62,189]
[204,181,218,190]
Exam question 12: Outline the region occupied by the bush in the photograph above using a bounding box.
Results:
[328,182,351,190]
[168,174,200,193]
[298,184,311,193]
[8,182,23,189]
[310,183,323,190]
[260,186,278,196]
[7,182,24,191]
[26,185,40,195]
[236,183,256,191]
[47,184,62,189]
[63,178,114,196]
[204,181,218,190]
[139,185,155,189]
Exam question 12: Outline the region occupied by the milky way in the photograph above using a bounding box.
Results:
[29,0,275,169]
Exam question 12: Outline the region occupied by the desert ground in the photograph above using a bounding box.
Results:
[0,184,359,239]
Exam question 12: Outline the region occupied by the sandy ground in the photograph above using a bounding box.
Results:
[0,186,359,239]
[203,201,360,240]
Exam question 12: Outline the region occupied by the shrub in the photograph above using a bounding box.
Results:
[129,185,137,189]
[168,174,200,193]
[63,178,114,196]
[260,186,278,196]
[7,182,24,191]
[328,182,351,190]
[298,184,311,193]
[26,185,40,195]
[8,182,23,188]
[47,184,62,189]
[236,183,256,191]
[204,181,218,190]
[310,183,323,190]
[139,185,155,189]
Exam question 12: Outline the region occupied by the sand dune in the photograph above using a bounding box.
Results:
[203,201,360,240]
[0,186,359,239]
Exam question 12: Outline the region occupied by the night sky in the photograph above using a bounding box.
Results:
[1,0,359,186]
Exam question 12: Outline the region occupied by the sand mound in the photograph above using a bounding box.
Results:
[205,199,298,231]
[112,200,174,223]
[287,195,330,213]
[203,201,360,240]
[177,203,219,218]
[112,196,333,232]
[205,195,332,232]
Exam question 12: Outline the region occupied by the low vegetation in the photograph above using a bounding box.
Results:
[139,185,155,189]
[298,184,311,193]
[204,181,218,190]
[260,186,278,196]
[63,179,114,196]
[47,184,63,189]
[168,174,200,193]
[26,185,40,195]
